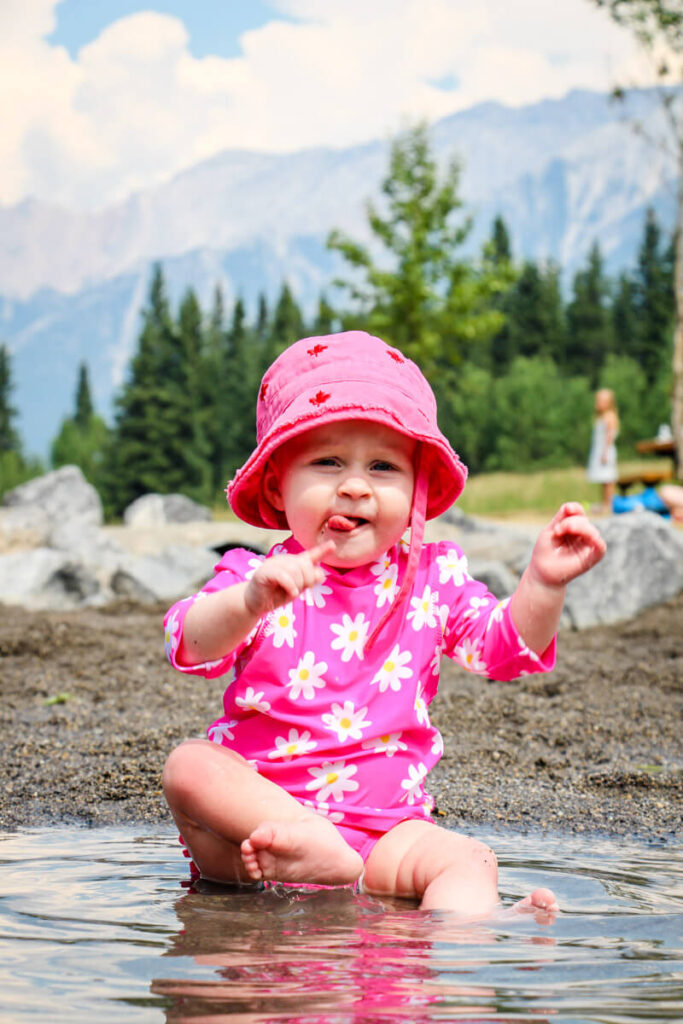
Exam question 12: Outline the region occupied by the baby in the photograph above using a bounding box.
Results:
[163,331,605,918]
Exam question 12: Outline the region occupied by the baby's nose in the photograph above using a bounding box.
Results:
[338,472,371,499]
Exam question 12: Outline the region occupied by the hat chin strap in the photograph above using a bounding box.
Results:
[365,448,428,651]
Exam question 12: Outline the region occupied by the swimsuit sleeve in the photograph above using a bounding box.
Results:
[163,548,267,679]
[433,541,556,681]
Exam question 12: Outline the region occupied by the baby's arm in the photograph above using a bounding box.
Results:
[177,540,335,665]
[510,503,606,655]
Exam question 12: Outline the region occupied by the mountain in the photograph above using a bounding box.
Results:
[0,87,676,457]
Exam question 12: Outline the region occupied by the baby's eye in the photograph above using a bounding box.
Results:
[312,457,340,467]
[371,460,398,472]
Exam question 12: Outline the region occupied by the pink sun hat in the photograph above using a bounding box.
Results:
[227,331,467,529]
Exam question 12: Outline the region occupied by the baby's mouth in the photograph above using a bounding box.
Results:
[326,514,369,533]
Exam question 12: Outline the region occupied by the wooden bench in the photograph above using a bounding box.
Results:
[617,467,673,495]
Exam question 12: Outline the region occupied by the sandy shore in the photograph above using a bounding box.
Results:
[1,592,681,839]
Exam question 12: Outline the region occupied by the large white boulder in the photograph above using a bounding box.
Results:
[110,544,218,603]
[2,466,103,538]
[0,548,101,610]
[123,493,211,528]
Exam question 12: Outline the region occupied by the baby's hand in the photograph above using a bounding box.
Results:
[244,541,336,617]
[529,502,606,589]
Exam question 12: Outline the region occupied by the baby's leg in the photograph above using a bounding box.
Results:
[162,739,362,886]
[363,820,557,918]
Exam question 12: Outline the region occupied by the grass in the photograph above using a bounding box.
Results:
[457,459,676,521]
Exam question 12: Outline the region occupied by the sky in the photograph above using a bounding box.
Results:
[0,0,666,213]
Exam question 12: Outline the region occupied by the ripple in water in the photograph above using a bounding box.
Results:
[0,826,681,1023]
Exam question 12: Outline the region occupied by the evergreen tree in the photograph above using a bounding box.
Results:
[565,242,613,382]
[221,297,259,481]
[328,123,508,378]
[0,344,21,456]
[271,283,305,352]
[495,260,567,369]
[612,271,640,360]
[203,284,229,494]
[490,214,513,264]
[101,266,211,515]
[311,293,336,336]
[632,207,674,383]
[51,362,110,490]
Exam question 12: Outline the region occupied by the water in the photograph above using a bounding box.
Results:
[1,826,681,1024]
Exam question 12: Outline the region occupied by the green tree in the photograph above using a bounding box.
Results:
[102,266,211,516]
[220,296,260,481]
[0,344,42,496]
[51,362,110,489]
[633,207,675,382]
[495,260,567,370]
[565,242,613,381]
[328,123,509,378]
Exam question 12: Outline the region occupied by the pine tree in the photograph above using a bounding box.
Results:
[0,344,21,456]
[51,362,110,489]
[311,293,336,336]
[612,271,640,360]
[221,297,259,481]
[633,207,674,383]
[490,214,513,264]
[565,242,613,382]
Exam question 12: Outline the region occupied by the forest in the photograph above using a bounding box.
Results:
[0,125,675,515]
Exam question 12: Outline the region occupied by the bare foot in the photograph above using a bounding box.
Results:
[499,887,558,924]
[241,816,363,887]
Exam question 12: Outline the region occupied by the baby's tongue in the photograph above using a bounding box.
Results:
[328,514,358,532]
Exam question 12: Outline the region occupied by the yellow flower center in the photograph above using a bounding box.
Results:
[299,668,310,681]
[380,734,391,744]
[383,660,395,673]
[383,578,392,589]
[340,717,352,729]
[325,772,338,785]
[278,614,289,628]
[286,743,298,755]
[422,600,429,611]
[349,630,358,642]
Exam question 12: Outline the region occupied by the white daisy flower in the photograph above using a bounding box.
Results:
[192,590,209,602]
[414,684,430,726]
[286,651,328,700]
[267,602,297,648]
[164,611,180,658]
[463,595,493,621]
[306,760,359,803]
[436,548,470,587]
[430,644,443,677]
[268,728,317,761]
[431,731,444,757]
[234,687,271,713]
[303,799,344,824]
[422,795,435,816]
[321,700,371,743]
[207,720,238,744]
[407,585,440,631]
[398,536,410,555]
[371,644,413,693]
[453,638,488,674]
[518,635,542,663]
[330,613,369,662]
[374,563,398,608]
[400,762,428,804]
[361,732,408,758]
[370,551,392,577]
[486,597,511,632]
[300,578,333,608]
[244,555,266,580]
[270,544,287,557]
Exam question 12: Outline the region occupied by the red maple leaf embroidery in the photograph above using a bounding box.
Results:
[260,382,269,401]
[387,349,404,363]
[309,390,331,406]
[307,344,328,357]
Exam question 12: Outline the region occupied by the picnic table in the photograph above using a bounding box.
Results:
[617,436,677,494]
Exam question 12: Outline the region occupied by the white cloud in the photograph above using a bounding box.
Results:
[0,0,664,211]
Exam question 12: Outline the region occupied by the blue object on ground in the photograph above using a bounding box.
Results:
[612,486,670,517]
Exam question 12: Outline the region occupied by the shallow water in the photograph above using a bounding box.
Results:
[0,826,681,1024]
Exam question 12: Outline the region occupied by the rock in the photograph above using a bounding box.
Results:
[438,508,540,569]
[467,559,519,599]
[1,466,103,538]
[123,493,211,528]
[110,544,218,603]
[0,504,51,552]
[0,548,101,610]
[562,510,683,629]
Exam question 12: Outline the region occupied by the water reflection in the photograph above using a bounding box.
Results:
[154,881,558,1023]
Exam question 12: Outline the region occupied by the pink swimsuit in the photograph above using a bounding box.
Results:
[165,537,555,860]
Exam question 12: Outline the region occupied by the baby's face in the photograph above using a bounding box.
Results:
[266,420,416,568]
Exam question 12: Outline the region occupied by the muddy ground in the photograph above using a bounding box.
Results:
[1,595,681,839]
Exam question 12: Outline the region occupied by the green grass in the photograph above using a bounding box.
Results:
[457,459,675,520]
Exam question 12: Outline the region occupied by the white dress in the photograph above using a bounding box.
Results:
[586,417,618,483]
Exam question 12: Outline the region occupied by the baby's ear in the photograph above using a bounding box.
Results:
[263,462,285,512]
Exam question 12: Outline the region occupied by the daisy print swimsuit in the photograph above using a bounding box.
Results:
[165,537,555,855]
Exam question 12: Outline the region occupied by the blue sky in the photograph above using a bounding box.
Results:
[1,0,664,212]
[48,0,286,60]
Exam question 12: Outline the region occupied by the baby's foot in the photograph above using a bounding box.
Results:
[501,887,558,923]
[241,816,363,887]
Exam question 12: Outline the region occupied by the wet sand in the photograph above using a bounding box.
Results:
[1,595,681,838]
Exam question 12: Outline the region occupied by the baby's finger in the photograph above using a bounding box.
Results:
[306,540,336,566]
